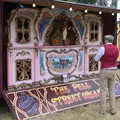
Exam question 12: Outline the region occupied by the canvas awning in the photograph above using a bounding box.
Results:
[2,0,120,13]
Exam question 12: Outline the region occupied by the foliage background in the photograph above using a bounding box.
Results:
[58,0,97,4]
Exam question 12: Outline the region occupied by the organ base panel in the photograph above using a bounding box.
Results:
[3,79,120,120]
[4,79,100,120]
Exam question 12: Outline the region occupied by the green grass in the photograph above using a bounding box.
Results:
[1,98,120,120]
[0,99,14,120]
[33,99,120,120]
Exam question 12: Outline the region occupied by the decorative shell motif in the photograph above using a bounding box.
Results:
[16,50,30,57]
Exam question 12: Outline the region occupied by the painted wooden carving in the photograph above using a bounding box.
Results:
[39,47,84,84]
[45,12,80,46]
[85,14,102,45]
[46,50,78,75]
[16,59,31,81]
[87,47,100,74]
[16,17,30,44]
[7,48,34,88]
[36,8,53,42]
[40,50,46,75]
[8,8,102,89]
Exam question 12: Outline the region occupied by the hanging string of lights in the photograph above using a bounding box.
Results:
[14,0,116,16]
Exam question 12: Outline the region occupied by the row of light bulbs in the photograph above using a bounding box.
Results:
[32,3,115,16]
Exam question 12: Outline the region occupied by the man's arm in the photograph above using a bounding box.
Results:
[94,47,105,62]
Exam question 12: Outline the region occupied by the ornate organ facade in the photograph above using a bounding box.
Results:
[8,8,102,90]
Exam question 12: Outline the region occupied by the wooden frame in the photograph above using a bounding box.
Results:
[0,0,3,98]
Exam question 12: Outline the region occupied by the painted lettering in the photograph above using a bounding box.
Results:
[82,89,100,100]
[50,86,70,95]
[51,93,81,105]
[72,82,91,91]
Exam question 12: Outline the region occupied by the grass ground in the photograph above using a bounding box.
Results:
[1,98,120,120]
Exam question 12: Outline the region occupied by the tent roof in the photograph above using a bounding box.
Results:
[3,0,120,13]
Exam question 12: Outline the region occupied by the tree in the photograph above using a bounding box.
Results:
[58,0,97,4]
[56,0,117,8]
[96,0,117,8]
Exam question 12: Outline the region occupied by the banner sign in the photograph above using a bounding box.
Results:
[4,79,120,120]
[47,80,100,109]
[4,79,100,120]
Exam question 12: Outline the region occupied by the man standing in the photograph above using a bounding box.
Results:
[94,35,119,115]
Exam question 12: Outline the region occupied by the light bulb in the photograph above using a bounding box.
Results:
[112,12,115,16]
[69,7,73,12]
[84,9,88,13]
[99,11,102,15]
[32,3,36,8]
[51,4,55,9]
